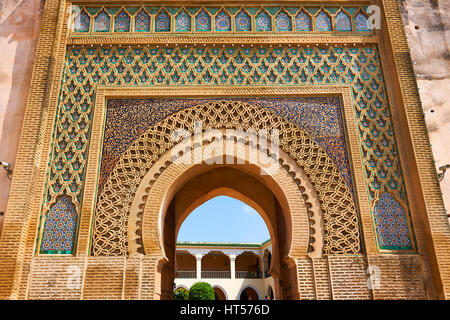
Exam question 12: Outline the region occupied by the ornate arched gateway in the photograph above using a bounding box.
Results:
[92,100,360,299]
[0,0,449,300]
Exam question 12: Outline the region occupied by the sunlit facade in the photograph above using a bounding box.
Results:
[0,0,449,300]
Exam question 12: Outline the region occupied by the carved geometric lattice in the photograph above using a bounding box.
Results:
[92,101,360,256]
[99,97,353,198]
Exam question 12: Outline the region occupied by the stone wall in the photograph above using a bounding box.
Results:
[399,0,450,218]
[0,0,43,234]
[295,255,427,299]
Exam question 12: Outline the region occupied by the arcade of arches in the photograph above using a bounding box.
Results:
[175,242,275,300]
[0,0,449,301]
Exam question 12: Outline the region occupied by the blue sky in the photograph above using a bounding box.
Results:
[177,196,270,243]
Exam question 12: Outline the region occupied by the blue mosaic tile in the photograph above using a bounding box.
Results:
[255,10,271,32]
[175,9,191,32]
[295,10,312,31]
[235,9,252,32]
[100,97,354,201]
[114,9,130,32]
[93,10,110,32]
[155,10,171,32]
[275,10,292,32]
[135,9,151,32]
[374,192,413,250]
[195,9,211,32]
[335,10,352,32]
[215,9,231,32]
[74,9,90,33]
[40,196,77,254]
[355,11,370,32]
[315,10,332,32]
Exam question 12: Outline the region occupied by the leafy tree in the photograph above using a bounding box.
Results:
[174,287,189,300]
[188,282,215,300]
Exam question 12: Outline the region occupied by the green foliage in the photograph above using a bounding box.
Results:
[174,287,189,300]
[188,282,215,300]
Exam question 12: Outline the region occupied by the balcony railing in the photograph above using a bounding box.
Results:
[175,271,264,279]
[236,271,263,279]
[201,271,231,279]
[176,271,196,279]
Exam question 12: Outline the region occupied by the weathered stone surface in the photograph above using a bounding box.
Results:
[400,0,450,216]
[0,0,43,234]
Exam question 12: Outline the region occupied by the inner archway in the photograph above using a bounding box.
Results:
[214,287,227,300]
[177,196,270,244]
[156,157,309,300]
[175,195,271,299]
[240,287,260,300]
[125,134,327,299]
[267,286,274,300]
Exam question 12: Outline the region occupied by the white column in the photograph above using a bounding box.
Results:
[195,254,203,279]
[229,254,237,279]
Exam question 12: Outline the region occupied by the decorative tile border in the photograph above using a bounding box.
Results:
[70,5,375,36]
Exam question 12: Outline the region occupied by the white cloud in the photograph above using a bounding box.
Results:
[242,205,257,215]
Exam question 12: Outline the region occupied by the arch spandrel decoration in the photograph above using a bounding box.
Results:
[91,101,360,256]
[97,97,354,199]
[44,45,408,215]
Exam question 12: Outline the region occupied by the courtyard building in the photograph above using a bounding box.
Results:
[174,241,274,300]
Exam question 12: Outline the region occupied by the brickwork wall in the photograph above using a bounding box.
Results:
[296,258,315,299]
[83,257,125,300]
[26,255,159,300]
[0,0,64,299]
[140,256,158,299]
[368,254,427,299]
[312,257,332,299]
[328,255,372,300]
[23,254,428,300]
[28,257,84,300]
[123,255,141,300]
[295,255,427,300]
[382,0,450,298]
